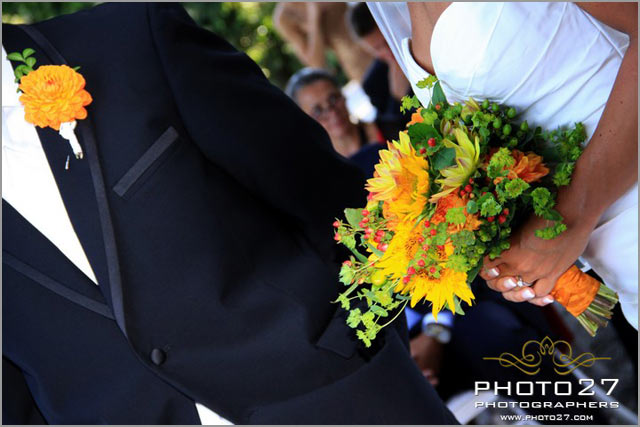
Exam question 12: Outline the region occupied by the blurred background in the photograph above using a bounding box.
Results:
[3,2,333,89]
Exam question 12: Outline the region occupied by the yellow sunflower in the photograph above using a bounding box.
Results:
[375,220,474,319]
[366,132,430,224]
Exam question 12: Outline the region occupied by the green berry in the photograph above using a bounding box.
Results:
[507,107,516,118]
[502,124,512,136]
[493,118,502,129]
[491,103,500,113]
[482,99,490,110]
[520,120,529,132]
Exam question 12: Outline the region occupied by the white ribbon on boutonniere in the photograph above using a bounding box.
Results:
[8,48,92,168]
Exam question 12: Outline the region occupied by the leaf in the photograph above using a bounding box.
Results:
[504,178,530,199]
[420,109,439,126]
[431,81,448,106]
[72,66,81,72]
[479,194,502,217]
[400,95,421,113]
[446,254,470,272]
[347,308,362,328]
[15,64,30,75]
[407,123,439,143]
[465,200,478,214]
[431,147,456,171]
[370,305,389,317]
[416,75,438,89]
[453,296,466,315]
[445,207,466,225]
[356,330,372,347]
[7,52,24,62]
[344,208,363,228]
[22,48,35,58]
[339,263,355,285]
[25,57,36,68]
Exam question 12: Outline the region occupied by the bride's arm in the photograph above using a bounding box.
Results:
[481,2,638,305]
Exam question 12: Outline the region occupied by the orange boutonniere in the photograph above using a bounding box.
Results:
[9,48,92,160]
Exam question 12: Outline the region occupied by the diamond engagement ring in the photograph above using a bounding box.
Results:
[516,275,533,287]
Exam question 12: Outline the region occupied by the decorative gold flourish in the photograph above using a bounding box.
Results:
[483,336,610,376]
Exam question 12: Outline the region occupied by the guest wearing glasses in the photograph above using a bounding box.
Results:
[286,67,383,178]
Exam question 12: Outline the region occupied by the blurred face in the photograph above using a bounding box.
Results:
[359,29,396,65]
[296,79,353,140]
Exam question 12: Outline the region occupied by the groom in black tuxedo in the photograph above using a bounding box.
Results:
[2,3,457,424]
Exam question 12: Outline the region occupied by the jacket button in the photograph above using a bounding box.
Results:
[150,348,166,366]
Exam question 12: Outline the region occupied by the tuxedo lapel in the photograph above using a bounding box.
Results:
[3,24,127,336]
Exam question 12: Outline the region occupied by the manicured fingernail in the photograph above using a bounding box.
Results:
[522,289,535,299]
[504,278,517,289]
[543,296,554,304]
[487,268,499,278]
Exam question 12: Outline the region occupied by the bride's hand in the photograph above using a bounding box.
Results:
[478,214,594,306]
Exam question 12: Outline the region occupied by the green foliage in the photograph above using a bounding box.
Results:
[504,178,530,199]
[531,187,554,216]
[445,207,466,225]
[408,123,439,144]
[535,222,567,240]
[479,194,502,217]
[446,254,469,272]
[416,75,438,89]
[431,147,456,171]
[401,95,422,113]
[487,147,515,179]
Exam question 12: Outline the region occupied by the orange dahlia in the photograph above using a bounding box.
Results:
[19,65,92,130]
[431,193,482,233]
[494,149,549,185]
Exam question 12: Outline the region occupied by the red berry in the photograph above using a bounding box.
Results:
[487,216,495,222]
[417,236,425,243]
[358,221,365,228]
[403,276,411,284]
[365,227,374,235]
[375,230,385,237]
[422,244,430,251]
[428,138,436,147]
[418,259,426,267]
[419,147,427,155]
[334,233,341,241]
[435,103,441,111]
[459,190,466,197]
[465,184,473,193]
[437,245,444,251]
[498,215,506,224]
[342,260,352,266]
[469,178,474,184]
[367,193,373,200]
[429,267,436,274]
[374,236,382,243]
[421,252,427,258]
[407,267,416,275]
[361,217,369,224]
[361,209,369,216]
[430,229,437,236]
[469,193,475,199]
[424,220,431,227]
[503,208,509,215]
[378,243,388,251]
[333,220,340,228]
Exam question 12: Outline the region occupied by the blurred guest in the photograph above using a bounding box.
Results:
[274,2,372,82]
[348,2,412,141]
[286,67,383,178]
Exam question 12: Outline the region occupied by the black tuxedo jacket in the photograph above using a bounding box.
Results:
[2,3,457,424]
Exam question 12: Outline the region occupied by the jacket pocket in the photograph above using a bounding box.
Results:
[113,126,180,199]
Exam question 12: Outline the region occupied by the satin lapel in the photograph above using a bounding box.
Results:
[3,24,127,336]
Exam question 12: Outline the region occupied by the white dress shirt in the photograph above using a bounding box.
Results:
[2,47,231,425]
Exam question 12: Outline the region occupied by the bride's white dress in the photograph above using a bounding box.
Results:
[368,2,638,329]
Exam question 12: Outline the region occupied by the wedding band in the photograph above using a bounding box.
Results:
[516,275,533,287]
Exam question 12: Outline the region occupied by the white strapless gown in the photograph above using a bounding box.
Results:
[369,2,638,329]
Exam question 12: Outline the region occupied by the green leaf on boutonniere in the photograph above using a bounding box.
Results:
[25,57,36,68]
[73,66,81,71]
[22,48,35,58]
[7,52,24,62]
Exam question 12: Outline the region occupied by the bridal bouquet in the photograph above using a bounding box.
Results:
[333,77,617,345]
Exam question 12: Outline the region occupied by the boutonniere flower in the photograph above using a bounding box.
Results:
[8,48,92,161]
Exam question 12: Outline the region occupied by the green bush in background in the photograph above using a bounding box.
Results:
[2,2,304,88]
